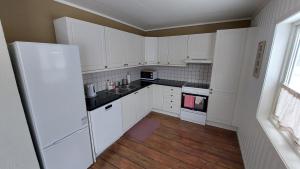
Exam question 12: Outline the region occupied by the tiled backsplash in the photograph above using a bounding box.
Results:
[83,64,212,92]
[144,64,212,84]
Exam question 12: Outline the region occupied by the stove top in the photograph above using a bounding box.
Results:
[183,82,210,89]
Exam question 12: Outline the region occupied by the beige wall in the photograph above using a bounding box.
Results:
[0,0,144,43]
[0,0,250,43]
[145,20,251,37]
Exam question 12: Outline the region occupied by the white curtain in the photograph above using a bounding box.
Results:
[274,84,300,145]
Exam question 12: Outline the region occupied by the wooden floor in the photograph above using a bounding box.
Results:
[89,112,244,169]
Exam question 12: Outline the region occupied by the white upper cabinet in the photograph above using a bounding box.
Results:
[132,34,144,66]
[207,28,248,126]
[188,33,216,61]
[54,17,107,72]
[157,37,169,65]
[168,35,188,66]
[144,37,158,65]
[105,27,127,69]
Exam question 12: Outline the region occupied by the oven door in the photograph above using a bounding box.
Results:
[181,93,208,112]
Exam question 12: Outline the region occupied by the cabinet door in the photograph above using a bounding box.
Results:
[207,91,237,125]
[121,94,137,131]
[136,88,148,120]
[188,33,216,60]
[125,33,140,67]
[168,35,188,66]
[105,27,126,69]
[158,37,169,65]
[147,85,153,113]
[152,85,164,110]
[207,28,248,126]
[70,19,106,72]
[145,37,158,65]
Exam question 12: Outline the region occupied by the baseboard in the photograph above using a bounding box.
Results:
[206,120,237,131]
[151,108,180,118]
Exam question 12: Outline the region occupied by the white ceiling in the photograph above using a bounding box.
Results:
[58,0,270,30]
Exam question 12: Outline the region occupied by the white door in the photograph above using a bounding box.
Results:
[0,21,40,169]
[43,127,93,169]
[105,27,126,69]
[136,88,148,120]
[89,100,122,155]
[168,35,188,66]
[125,33,140,66]
[152,85,164,110]
[122,93,137,131]
[11,42,88,148]
[158,37,169,65]
[70,19,107,72]
[145,37,158,65]
[188,33,216,60]
[147,85,154,113]
[207,28,248,126]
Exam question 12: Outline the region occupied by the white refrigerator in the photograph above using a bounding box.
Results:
[9,42,93,169]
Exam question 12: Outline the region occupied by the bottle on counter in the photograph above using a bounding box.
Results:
[126,72,131,84]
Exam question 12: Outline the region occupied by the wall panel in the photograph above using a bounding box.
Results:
[237,0,300,169]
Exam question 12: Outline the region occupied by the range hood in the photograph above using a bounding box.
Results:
[184,59,213,64]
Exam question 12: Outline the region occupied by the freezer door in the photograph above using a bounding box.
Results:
[11,42,88,148]
[43,127,93,169]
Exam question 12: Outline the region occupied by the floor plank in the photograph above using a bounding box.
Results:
[90,112,245,169]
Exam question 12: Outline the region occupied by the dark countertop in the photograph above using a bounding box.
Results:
[85,79,208,111]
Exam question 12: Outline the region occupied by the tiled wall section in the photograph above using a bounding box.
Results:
[83,64,212,92]
[145,64,212,84]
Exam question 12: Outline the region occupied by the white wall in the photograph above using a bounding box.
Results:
[0,21,40,169]
[236,0,300,169]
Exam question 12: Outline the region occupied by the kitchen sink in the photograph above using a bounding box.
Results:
[105,85,138,95]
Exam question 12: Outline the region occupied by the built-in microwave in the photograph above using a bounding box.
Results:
[140,70,158,80]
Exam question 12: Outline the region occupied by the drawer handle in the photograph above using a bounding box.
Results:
[105,104,112,110]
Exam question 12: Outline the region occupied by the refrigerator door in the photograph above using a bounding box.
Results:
[43,127,93,169]
[11,42,88,148]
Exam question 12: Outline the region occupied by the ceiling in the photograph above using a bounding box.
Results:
[58,0,269,30]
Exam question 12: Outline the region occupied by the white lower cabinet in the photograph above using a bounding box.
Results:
[153,85,181,116]
[152,85,164,110]
[121,92,138,132]
[121,88,150,132]
[89,100,123,156]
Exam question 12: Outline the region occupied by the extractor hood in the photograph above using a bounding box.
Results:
[184,59,213,64]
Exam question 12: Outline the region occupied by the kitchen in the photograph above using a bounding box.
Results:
[1,0,300,169]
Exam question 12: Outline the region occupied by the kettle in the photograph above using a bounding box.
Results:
[84,83,97,98]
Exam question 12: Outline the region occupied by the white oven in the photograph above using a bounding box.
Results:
[180,85,209,125]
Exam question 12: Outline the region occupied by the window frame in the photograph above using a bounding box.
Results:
[270,22,300,153]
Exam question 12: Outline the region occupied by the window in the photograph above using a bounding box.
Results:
[274,25,300,147]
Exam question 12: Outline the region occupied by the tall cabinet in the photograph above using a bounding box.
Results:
[54,17,107,72]
[207,28,248,127]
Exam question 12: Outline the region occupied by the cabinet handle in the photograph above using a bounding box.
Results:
[145,62,147,64]
[171,95,173,97]
[157,61,160,64]
[187,56,190,59]
[171,89,173,91]
[209,89,213,94]
[168,62,170,64]
[105,104,112,110]
[105,66,108,69]
[134,92,138,94]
